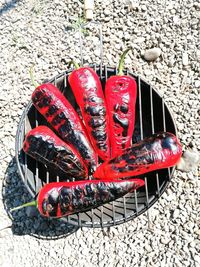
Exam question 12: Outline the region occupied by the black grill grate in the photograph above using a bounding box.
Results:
[15,65,177,227]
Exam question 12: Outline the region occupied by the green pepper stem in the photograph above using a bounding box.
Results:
[30,67,39,88]
[10,200,37,212]
[68,60,80,70]
[118,47,132,76]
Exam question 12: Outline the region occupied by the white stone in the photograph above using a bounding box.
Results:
[182,52,189,66]
[143,48,161,61]
[177,149,200,172]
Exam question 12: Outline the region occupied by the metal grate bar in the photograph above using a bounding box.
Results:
[151,86,160,198]
[100,206,104,227]
[54,76,57,88]
[54,76,60,184]
[112,202,116,225]
[162,98,166,132]
[138,77,151,224]
[63,72,67,94]
[99,25,103,78]
[150,85,155,134]
[94,64,97,72]
[24,116,28,186]
[100,207,115,219]
[79,28,84,66]
[105,65,108,81]
[156,173,160,197]
[138,76,143,140]
[91,209,95,227]
[34,109,39,193]
[123,196,127,220]
[77,213,81,227]
[46,170,49,184]
[100,63,103,80]
[144,177,151,227]
[134,190,138,215]
[162,98,171,179]
[115,66,117,75]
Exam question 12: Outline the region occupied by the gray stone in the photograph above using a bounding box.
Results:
[143,48,161,61]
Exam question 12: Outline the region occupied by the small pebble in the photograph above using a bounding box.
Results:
[182,52,189,66]
[143,48,161,61]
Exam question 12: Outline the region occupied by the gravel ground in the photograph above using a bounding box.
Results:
[0,0,199,266]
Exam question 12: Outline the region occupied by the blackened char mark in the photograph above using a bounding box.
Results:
[59,121,72,135]
[85,106,106,116]
[112,166,123,173]
[162,136,178,153]
[72,196,83,210]
[114,104,120,112]
[68,132,91,160]
[26,135,39,150]
[46,189,59,217]
[32,91,43,102]
[84,96,103,104]
[37,140,50,158]
[56,150,81,173]
[89,118,105,128]
[97,143,107,150]
[35,95,52,109]
[52,113,66,126]
[113,114,129,137]
[59,187,72,215]
[85,184,95,197]
[46,105,59,117]
[97,182,110,201]
[126,158,136,164]
[74,186,83,198]
[120,104,129,114]
[41,96,52,107]
[91,130,107,141]
[122,143,126,149]
[109,182,123,197]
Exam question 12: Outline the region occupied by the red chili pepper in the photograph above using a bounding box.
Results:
[10,179,144,218]
[23,126,88,179]
[68,62,110,161]
[93,132,182,180]
[31,83,98,173]
[105,48,137,157]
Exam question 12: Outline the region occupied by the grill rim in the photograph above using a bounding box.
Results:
[15,65,178,228]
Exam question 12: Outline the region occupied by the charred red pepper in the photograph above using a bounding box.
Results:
[68,62,110,161]
[23,126,88,179]
[94,132,182,180]
[31,83,97,173]
[10,179,144,217]
[105,48,137,157]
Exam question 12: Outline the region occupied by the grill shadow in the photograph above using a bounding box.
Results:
[2,158,79,240]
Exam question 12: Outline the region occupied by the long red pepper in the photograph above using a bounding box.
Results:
[105,48,137,158]
[31,82,98,173]
[23,126,88,179]
[94,132,182,180]
[10,179,144,218]
[68,62,110,161]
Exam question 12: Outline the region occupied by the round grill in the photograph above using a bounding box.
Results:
[15,65,177,227]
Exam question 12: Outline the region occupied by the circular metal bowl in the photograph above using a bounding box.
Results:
[15,65,177,227]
